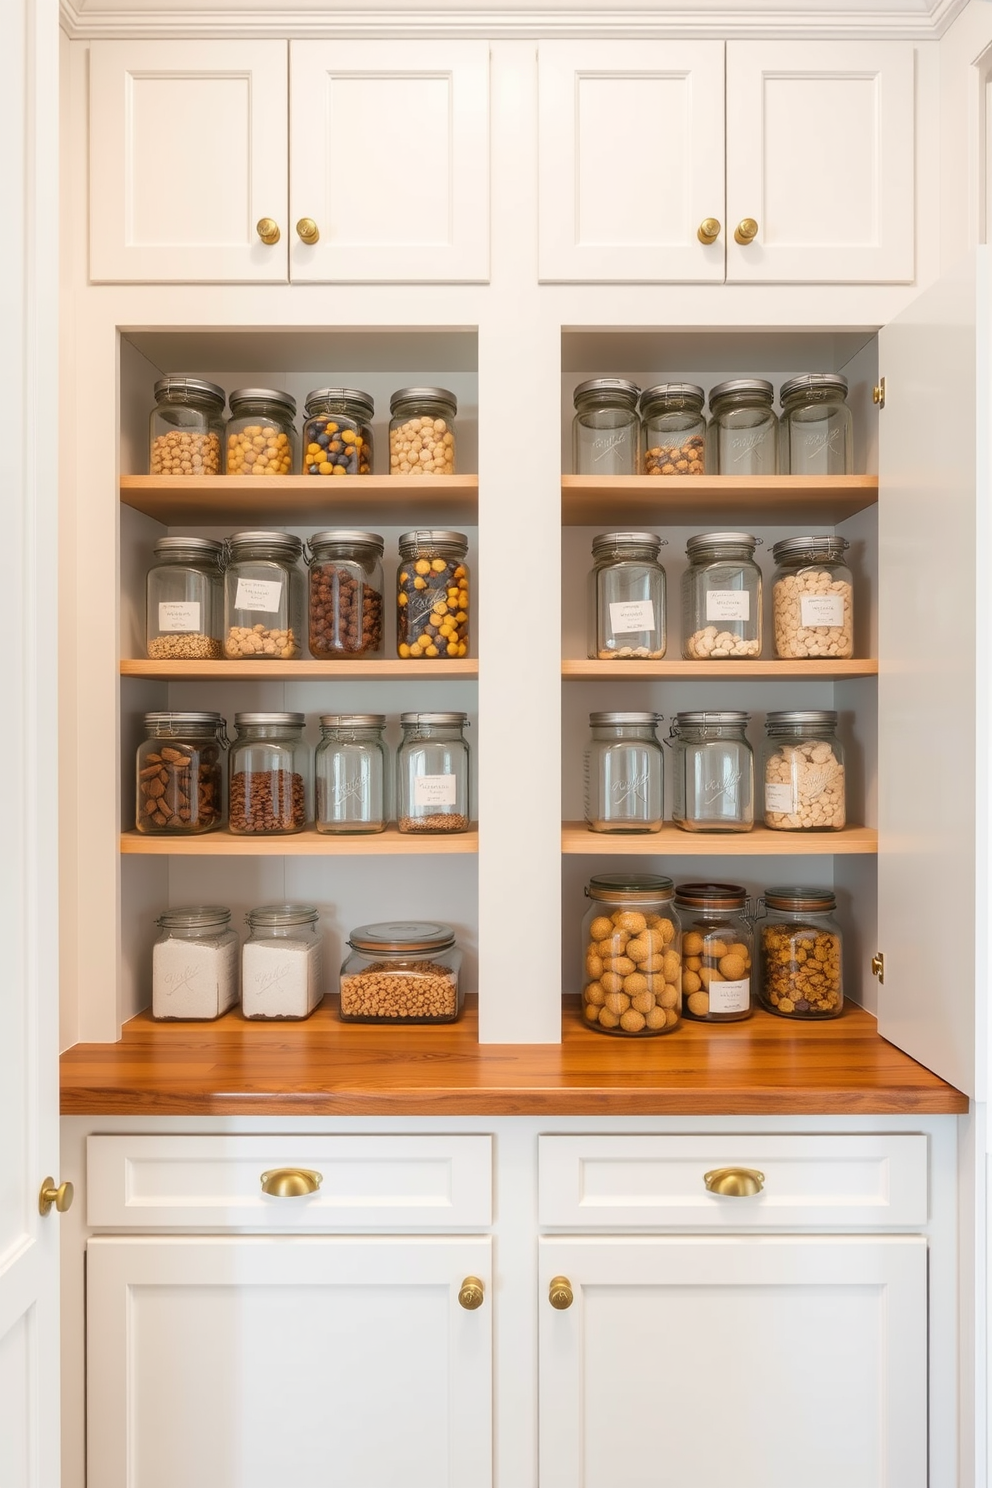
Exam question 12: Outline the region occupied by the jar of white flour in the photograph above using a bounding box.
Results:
[152,906,239,1020]
[242,903,323,1020]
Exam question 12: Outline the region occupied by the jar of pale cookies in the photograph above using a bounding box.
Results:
[757,887,844,1019]
[581,873,681,1036]
[771,535,854,659]
[674,883,753,1022]
[763,711,846,831]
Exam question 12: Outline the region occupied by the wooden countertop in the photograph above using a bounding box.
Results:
[60,1000,967,1117]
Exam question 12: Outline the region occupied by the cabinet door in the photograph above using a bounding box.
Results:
[539,1235,926,1488]
[537,42,725,283]
[89,41,289,283]
[725,42,915,284]
[87,1234,492,1488]
[289,42,490,283]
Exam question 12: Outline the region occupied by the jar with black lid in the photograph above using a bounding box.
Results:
[780,373,853,475]
[588,531,667,660]
[307,530,384,657]
[228,712,310,835]
[681,532,762,659]
[707,379,778,475]
[571,378,641,475]
[224,530,304,659]
[584,712,664,833]
[670,711,754,832]
[675,883,753,1022]
[302,388,374,475]
[771,536,854,659]
[340,921,463,1024]
[149,376,225,476]
[225,387,297,475]
[389,387,457,475]
[757,887,844,1018]
[136,711,226,835]
[581,873,681,1036]
[763,710,846,831]
[146,536,224,660]
[640,384,706,476]
[396,530,469,659]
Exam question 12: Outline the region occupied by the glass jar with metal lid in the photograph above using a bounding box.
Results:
[670,711,754,832]
[581,873,681,1036]
[146,536,225,660]
[640,384,707,476]
[571,378,641,476]
[675,883,753,1023]
[225,387,297,475]
[707,379,778,476]
[389,387,457,475]
[136,712,226,835]
[224,530,304,659]
[302,387,374,476]
[771,536,854,659]
[149,376,225,476]
[242,904,323,1020]
[307,530,384,658]
[681,532,762,659]
[315,714,388,835]
[584,712,664,833]
[152,906,239,1021]
[763,711,846,832]
[397,712,470,833]
[340,921,463,1024]
[228,712,310,835]
[780,373,853,475]
[396,530,469,659]
[757,887,844,1018]
[588,531,667,660]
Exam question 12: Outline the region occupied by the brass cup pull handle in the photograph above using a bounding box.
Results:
[260,1168,323,1198]
[296,217,320,245]
[458,1276,485,1310]
[704,1167,765,1197]
[697,217,721,245]
[734,218,759,246]
[39,1178,74,1216]
[255,217,281,246]
[549,1275,574,1310]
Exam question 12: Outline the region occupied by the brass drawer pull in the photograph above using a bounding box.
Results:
[260,1168,322,1197]
[704,1167,765,1197]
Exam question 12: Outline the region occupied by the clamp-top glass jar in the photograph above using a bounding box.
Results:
[640,384,707,476]
[146,536,225,660]
[707,379,778,476]
[149,376,225,476]
[242,904,323,1020]
[584,712,664,833]
[571,378,641,475]
[780,373,853,475]
[389,387,457,475]
[340,921,463,1024]
[771,536,854,659]
[670,711,754,832]
[396,530,469,659]
[224,530,304,659]
[228,712,310,835]
[302,388,373,475]
[396,712,470,833]
[675,883,753,1022]
[225,388,297,475]
[763,710,846,831]
[588,531,667,660]
[682,532,762,659]
[136,711,226,835]
[307,530,384,658]
[152,906,239,1021]
[757,887,844,1018]
[315,714,388,835]
[581,873,681,1036]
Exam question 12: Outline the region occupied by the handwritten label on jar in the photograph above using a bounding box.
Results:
[706,590,750,622]
[158,601,201,633]
[234,578,283,614]
[414,775,458,807]
[609,600,656,635]
[764,782,796,813]
[800,593,844,628]
[709,977,750,1014]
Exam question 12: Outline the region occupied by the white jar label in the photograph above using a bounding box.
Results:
[609,600,656,635]
[706,590,750,622]
[414,774,458,806]
[234,577,283,614]
[708,977,750,1014]
[158,601,201,633]
[765,782,796,813]
[800,593,844,628]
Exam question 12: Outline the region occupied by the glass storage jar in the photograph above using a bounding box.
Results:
[136,711,226,835]
[224,530,304,659]
[681,532,762,659]
[780,373,853,475]
[149,375,225,476]
[315,714,388,835]
[228,712,310,835]
[640,384,707,476]
[146,536,225,660]
[674,883,753,1022]
[151,906,239,1021]
[340,921,463,1024]
[571,378,641,475]
[397,711,470,833]
[581,873,681,1036]
[763,710,846,831]
[225,387,297,475]
[670,711,754,832]
[307,529,384,657]
[302,387,373,475]
[389,387,457,475]
[771,536,854,659]
[242,904,323,1020]
[396,530,469,659]
[757,887,844,1019]
[584,712,664,833]
[588,531,667,660]
[707,379,778,476]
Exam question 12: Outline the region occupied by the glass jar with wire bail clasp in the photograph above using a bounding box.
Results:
[225,387,298,475]
[780,373,853,475]
[674,882,753,1023]
[588,531,667,660]
[396,711,471,834]
[224,530,305,659]
[340,921,463,1024]
[763,710,846,832]
[670,711,754,832]
[640,383,707,476]
[682,532,762,660]
[149,375,225,476]
[584,712,664,833]
[315,714,388,835]
[307,530,384,658]
[302,387,374,475]
[389,387,457,475]
[146,536,225,661]
[228,712,310,836]
[571,378,641,476]
[581,873,682,1036]
[136,711,227,835]
[756,887,844,1019]
[771,535,854,659]
[396,530,469,659]
[242,904,323,1021]
[151,906,239,1021]
[707,378,779,476]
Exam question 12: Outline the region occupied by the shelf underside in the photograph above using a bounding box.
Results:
[561,474,878,525]
[120,474,478,525]
[561,822,876,855]
[121,826,479,855]
[121,658,478,680]
[562,659,877,680]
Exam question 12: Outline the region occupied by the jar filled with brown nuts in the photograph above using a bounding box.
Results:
[396,530,469,659]
[225,388,297,475]
[149,376,226,477]
[639,383,707,476]
[302,388,373,476]
[681,532,762,660]
[136,711,227,835]
[771,536,854,659]
[396,712,470,834]
[389,387,457,475]
[339,921,463,1024]
[757,886,844,1018]
[674,883,753,1022]
[780,373,853,475]
[307,530,384,658]
[572,378,641,475]
[580,873,681,1036]
[224,531,304,659]
[763,710,846,831]
[228,712,310,835]
[146,536,225,661]
[588,531,667,660]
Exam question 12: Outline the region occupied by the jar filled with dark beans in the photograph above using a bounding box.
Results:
[301,388,374,476]
[396,530,469,659]
[228,712,310,835]
[307,530,384,657]
[136,712,227,835]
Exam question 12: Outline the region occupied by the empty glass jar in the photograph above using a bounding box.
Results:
[396,530,469,659]
[224,530,304,659]
[707,379,778,475]
[397,712,470,833]
[149,375,225,476]
[340,921,463,1024]
[581,873,681,1036]
[225,388,297,475]
[670,711,754,832]
[146,536,224,660]
[763,711,846,831]
[308,529,384,657]
[228,712,310,835]
[136,711,226,835]
[315,714,387,835]
[675,883,753,1023]
[757,887,844,1018]
[572,378,641,475]
[682,532,762,659]
[152,906,239,1021]
[302,388,373,475]
[780,373,853,475]
[242,904,323,1020]
[771,536,854,659]
[640,384,706,476]
[588,531,667,660]
[584,712,664,833]
[389,387,457,475]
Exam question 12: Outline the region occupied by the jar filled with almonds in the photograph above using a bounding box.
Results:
[757,887,844,1019]
[339,921,463,1024]
[580,873,681,1036]
[389,387,457,475]
[763,710,846,831]
[771,536,854,659]
[639,384,706,476]
[136,711,227,835]
[149,376,225,476]
[674,883,753,1022]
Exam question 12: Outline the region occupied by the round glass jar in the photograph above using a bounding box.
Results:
[640,384,706,476]
[584,712,664,833]
[681,532,762,659]
[149,375,225,476]
[224,530,304,659]
[757,887,844,1019]
[315,714,387,835]
[307,529,384,658]
[225,387,297,475]
[670,711,754,832]
[707,378,778,476]
[302,387,373,475]
[396,530,469,659]
[136,711,226,835]
[146,536,224,660]
[771,536,854,659]
[581,873,681,1036]
[152,906,238,1021]
[763,710,846,832]
[396,712,470,834]
[587,531,667,660]
[674,883,753,1022]
[242,904,323,1020]
[389,387,457,475]
[571,378,641,476]
[340,921,463,1024]
[780,373,853,475]
[228,712,310,835]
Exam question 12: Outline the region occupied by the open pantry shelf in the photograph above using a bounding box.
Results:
[562,659,877,680]
[121,826,479,856]
[561,474,878,525]
[120,474,479,525]
[561,822,877,855]
[121,658,479,679]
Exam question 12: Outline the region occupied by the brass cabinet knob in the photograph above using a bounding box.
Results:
[296,217,320,245]
[39,1178,74,1216]
[458,1276,485,1310]
[255,218,281,245]
[549,1275,574,1310]
[734,218,759,245]
[697,217,721,245]
[704,1167,765,1197]
[260,1168,322,1197]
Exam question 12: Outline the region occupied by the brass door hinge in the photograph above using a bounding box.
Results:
[873,377,886,409]
[871,952,885,983]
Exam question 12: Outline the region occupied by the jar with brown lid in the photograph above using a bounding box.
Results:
[757,887,844,1018]
[580,873,681,1036]
[674,883,753,1022]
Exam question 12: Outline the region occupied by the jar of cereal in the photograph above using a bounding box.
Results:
[225,388,297,475]
[149,376,225,476]
[396,530,469,659]
[136,711,226,835]
[763,710,846,832]
[674,883,753,1022]
[224,531,304,659]
[771,536,854,659]
[302,388,373,475]
[588,531,667,660]
[581,873,681,1035]
[146,536,225,661]
[757,886,844,1019]
[681,532,762,660]
[639,384,706,476]
[340,921,463,1024]
[572,378,641,475]
[389,387,457,475]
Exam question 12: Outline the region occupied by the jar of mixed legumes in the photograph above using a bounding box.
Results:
[707,379,778,476]
[681,532,762,659]
[149,376,225,476]
[339,921,463,1024]
[224,530,304,659]
[136,711,226,835]
[301,388,373,475]
[584,712,664,833]
[581,873,681,1035]
[389,387,457,475]
[315,714,388,835]
[588,530,667,660]
[771,536,854,659]
[225,388,297,475]
[639,384,707,476]
[571,378,641,475]
[307,530,384,658]
[674,882,753,1022]
[146,536,225,661]
[396,711,471,833]
[396,530,469,658]
[228,712,310,835]
[670,711,754,832]
[763,710,846,832]
[757,887,844,1018]
[779,373,853,475]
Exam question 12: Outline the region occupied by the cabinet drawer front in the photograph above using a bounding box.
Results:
[87,1134,492,1229]
[539,1133,927,1228]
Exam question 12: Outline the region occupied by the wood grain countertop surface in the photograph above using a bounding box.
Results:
[60,999,967,1117]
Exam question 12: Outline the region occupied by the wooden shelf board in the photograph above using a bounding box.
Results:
[562,822,877,855]
[561,474,878,525]
[121,658,479,680]
[120,474,478,525]
[562,658,877,680]
[121,825,478,856]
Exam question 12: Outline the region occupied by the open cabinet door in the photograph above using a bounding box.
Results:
[877,250,989,1100]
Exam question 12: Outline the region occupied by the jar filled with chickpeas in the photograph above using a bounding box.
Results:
[339,921,463,1024]
[389,387,457,475]
[763,711,846,832]
[224,531,304,659]
[639,383,707,476]
[780,373,853,475]
[771,536,854,659]
[581,873,681,1036]
[674,883,753,1022]
[149,376,225,476]
[302,388,373,476]
[588,531,667,660]
[572,378,641,475]
[670,711,754,832]
[681,532,762,660]
[225,388,297,476]
[146,536,225,661]
[396,530,469,659]
[757,887,844,1019]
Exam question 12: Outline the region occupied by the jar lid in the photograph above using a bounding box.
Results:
[144,710,224,729]
[674,710,750,727]
[319,713,386,728]
[303,387,375,419]
[586,872,674,903]
[348,920,456,953]
[157,905,231,929]
[247,903,319,927]
[153,376,226,409]
[779,372,849,403]
[592,531,664,557]
[573,378,640,409]
[389,387,457,416]
[399,712,469,726]
[589,711,662,726]
[234,711,305,727]
[708,378,774,406]
[685,532,758,559]
[674,882,748,910]
[765,710,838,731]
[398,529,468,558]
[153,536,225,559]
[771,535,850,564]
[763,886,837,913]
[639,383,705,412]
[228,530,304,561]
[228,387,297,418]
[309,529,384,553]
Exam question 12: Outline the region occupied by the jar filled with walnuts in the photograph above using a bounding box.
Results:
[148,375,225,476]
[757,886,844,1019]
[389,387,457,474]
[763,710,846,832]
[307,529,384,658]
[580,873,681,1036]
[639,383,707,476]
[674,883,753,1022]
[339,921,463,1024]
